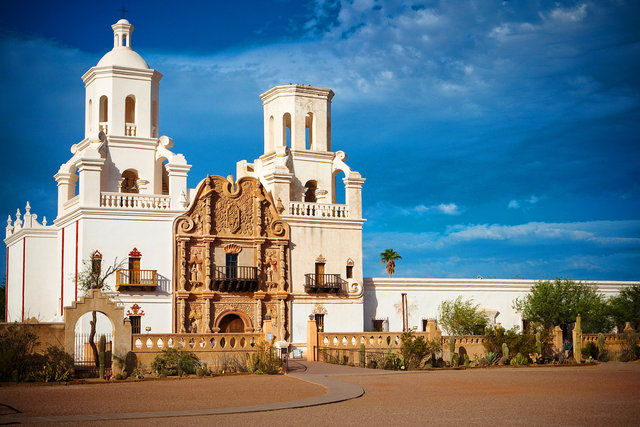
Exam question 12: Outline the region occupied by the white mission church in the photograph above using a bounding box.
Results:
[4,20,635,351]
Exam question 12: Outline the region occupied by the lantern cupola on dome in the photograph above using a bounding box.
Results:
[96,19,149,69]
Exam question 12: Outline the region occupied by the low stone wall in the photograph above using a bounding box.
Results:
[0,322,66,353]
[582,333,624,358]
[132,332,264,369]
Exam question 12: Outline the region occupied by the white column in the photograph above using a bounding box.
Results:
[77,157,105,208]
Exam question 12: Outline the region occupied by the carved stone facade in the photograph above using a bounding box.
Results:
[173,175,290,339]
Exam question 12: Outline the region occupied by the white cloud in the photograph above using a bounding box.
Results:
[528,195,540,204]
[435,203,460,215]
[549,4,588,22]
[508,199,520,209]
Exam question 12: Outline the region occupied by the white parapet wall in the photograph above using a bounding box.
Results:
[364,277,638,332]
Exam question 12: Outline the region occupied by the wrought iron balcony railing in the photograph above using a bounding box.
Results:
[212,266,258,292]
[116,269,157,291]
[304,273,346,293]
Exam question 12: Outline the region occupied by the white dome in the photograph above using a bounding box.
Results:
[97,48,149,69]
[116,18,130,25]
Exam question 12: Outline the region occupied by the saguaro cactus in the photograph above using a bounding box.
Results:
[502,342,509,360]
[535,332,542,354]
[98,334,106,379]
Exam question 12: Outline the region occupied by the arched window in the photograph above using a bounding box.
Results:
[88,99,93,132]
[161,160,169,195]
[99,96,108,134]
[304,180,317,203]
[123,35,128,47]
[268,115,274,150]
[305,112,314,150]
[332,170,346,204]
[125,96,136,136]
[121,169,139,193]
[283,113,291,147]
[152,101,158,137]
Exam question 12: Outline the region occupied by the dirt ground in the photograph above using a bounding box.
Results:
[0,374,324,416]
[2,362,639,426]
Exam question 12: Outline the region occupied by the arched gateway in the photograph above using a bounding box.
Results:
[173,175,291,340]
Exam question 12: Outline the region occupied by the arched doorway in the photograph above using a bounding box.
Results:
[218,313,245,333]
[74,311,113,377]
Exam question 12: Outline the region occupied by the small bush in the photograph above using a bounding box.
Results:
[619,330,640,362]
[33,346,74,382]
[151,348,200,376]
[581,342,599,360]
[0,324,39,381]
[510,353,529,366]
[246,341,283,374]
[400,329,441,369]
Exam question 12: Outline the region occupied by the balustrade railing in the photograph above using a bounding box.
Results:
[116,269,157,290]
[305,274,346,293]
[125,123,137,136]
[288,202,350,218]
[100,192,171,210]
[132,333,263,353]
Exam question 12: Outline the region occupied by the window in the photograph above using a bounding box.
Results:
[422,319,428,332]
[304,180,317,202]
[125,96,135,123]
[130,315,141,334]
[283,113,291,147]
[315,262,325,286]
[91,250,102,276]
[315,314,325,332]
[305,112,314,149]
[372,319,384,332]
[346,265,353,279]
[226,253,238,279]
[121,169,139,193]
[128,247,141,283]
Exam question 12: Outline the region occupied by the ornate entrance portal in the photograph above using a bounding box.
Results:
[218,313,245,333]
[173,175,291,340]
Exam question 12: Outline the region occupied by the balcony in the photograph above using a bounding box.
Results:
[100,192,171,210]
[304,274,346,293]
[289,202,350,218]
[116,269,158,291]
[212,266,258,292]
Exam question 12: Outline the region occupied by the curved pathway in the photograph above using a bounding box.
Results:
[0,361,369,424]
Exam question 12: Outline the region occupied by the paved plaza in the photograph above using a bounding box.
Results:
[1,361,639,425]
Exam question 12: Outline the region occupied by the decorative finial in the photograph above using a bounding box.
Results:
[15,208,21,219]
[42,216,48,226]
[25,201,31,214]
[6,215,11,226]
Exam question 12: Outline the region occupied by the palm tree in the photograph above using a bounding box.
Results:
[380,249,402,278]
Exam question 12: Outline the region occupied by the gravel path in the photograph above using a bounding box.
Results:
[1,361,639,426]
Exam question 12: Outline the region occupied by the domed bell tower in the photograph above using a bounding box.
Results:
[82,19,161,140]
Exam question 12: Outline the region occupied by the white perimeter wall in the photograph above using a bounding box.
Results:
[291,301,363,345]
[5,230,58,322]
[364,278,637,333]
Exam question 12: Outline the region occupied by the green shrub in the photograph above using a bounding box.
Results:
[619,330,640,362]
[400,329,440,369]
[34,346,74,382]
[581,341,599,360]
[151,348,200,376]
[510,353,528,366]
[0,324,39,381]
[484,352,498,366]
[246,341,283,374]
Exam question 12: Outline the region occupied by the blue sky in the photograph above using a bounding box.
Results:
[1,0,639,280]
